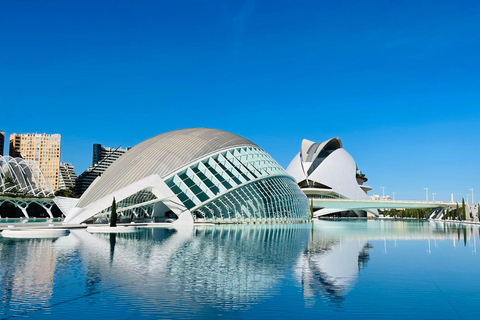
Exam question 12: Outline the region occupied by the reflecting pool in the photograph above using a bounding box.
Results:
[1,220,480,319]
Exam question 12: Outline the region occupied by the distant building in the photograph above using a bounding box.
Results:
[286,137,376,217]
[9,133,62,191]
[58,162,77,190]
[75,144,130,196]
[370,195,392,201]
[466,203,479,221]
[0,130,4,156]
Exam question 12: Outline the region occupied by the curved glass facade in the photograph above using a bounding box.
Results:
[67,129,311,225]
[165,146,309,223]
[193,176,308,223]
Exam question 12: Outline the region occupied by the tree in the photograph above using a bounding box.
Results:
[54,189,76,198]
[110,197,117,227]
[462,198,467,220]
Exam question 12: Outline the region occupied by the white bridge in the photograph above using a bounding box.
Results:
[0,196,56,218]
[312,198,457,217]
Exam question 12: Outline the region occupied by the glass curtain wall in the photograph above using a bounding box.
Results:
[165,147,309,223]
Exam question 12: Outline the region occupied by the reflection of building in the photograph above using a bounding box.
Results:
[296,239,372,303]
[63,128,309,224]
[59,162,77,190]
[56,224,308,311]
[286,137,374,217]
[0,239,57,311]
[75,144,130,196]
[9,133,62,191]
[0,130,5,156]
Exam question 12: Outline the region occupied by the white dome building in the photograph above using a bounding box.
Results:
[62,128,309,225]
[286,137,374,217]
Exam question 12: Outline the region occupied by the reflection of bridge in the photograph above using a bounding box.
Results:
[0,196,56,218]
[312,199,456,217]
[297,220,480,305]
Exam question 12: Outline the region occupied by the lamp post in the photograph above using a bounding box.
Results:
[381,186,385,199]
[469,188,474,203]
[392,192,396,201]
[432,193,436,202]
[424,187,429,202]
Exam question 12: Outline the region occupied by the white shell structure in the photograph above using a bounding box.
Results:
[63,128,309,225]
[286,137,373,217]
[0,156,53,197]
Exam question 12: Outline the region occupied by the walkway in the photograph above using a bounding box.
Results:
[312,198,457,217]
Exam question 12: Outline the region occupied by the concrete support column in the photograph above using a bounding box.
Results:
[44,206,54,219]
[18,205,29,218]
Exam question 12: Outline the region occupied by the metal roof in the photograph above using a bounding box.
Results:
[77,128,258,207]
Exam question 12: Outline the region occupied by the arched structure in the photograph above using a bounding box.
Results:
[62,128,309,225]
[0,196,57,218]
[0,156,53,197]
[286,137,375,217]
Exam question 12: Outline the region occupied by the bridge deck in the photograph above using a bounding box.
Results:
[312,199,456,217]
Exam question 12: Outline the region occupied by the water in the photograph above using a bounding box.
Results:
[1,220,479,319]
[0,218,62,225]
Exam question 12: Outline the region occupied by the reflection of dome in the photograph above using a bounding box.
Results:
[56,225,309,312]
[165,225,307,310]
[0,156,53,196]
[64,128,309,224]
[286,137,373,217]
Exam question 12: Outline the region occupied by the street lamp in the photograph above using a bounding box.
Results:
[469,188,474,203]
[424,187,429,202]
[392,192,396,201]
[432,193,436,202]
[381,186,385,198]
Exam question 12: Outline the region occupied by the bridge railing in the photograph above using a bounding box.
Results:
[313,198,456,205]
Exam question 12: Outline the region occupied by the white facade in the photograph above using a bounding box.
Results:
[286,137,375,217]
[62,128,309,225]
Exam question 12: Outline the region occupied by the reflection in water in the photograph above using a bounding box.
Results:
[109,233,116,265]
[1,220,480,318]
[0,239,57,315]
[295,220,480,304]
[163,225,307,309]
[63,224,309,311]
[296,237,372,304]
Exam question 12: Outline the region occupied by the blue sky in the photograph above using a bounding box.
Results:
[1,0,479,202]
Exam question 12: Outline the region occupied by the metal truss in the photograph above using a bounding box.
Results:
[0,156,54,197]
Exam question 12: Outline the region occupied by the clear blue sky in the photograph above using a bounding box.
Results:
[1,1,479,202]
